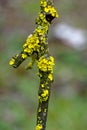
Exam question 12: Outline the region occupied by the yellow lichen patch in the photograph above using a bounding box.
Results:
[23,33,40,55]
[22,53,28,59]
[37,56,55,72]
[41,89,49,101]
[9,58,15,65]
[44,5,58,18]
[24,48,31,54]
[40,0,47,7]
[41,90,48,97]
[41,84,45,88]
[48,73,53,81]
[47,56,55,72]
[36,124,43,130]
[38,89,49,102]
[35,26,48,36]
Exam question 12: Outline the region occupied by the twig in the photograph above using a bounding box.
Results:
[9,0,58,130]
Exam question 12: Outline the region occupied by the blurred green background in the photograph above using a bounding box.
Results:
[0,0,87,130]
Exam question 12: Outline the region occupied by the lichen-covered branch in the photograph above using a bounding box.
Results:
[9,0,58,130]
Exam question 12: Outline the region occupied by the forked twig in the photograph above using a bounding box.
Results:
[9,0,58,130]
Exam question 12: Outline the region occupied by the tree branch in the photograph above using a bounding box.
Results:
[9,0,58,130]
